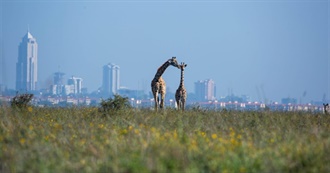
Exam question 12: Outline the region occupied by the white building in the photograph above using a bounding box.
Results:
[63,85,75,95]
[16,30,38,91]
[67,76,83,94]
[195,79,216,101]
[102,63,120,96]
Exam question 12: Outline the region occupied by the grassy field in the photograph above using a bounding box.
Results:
[1,106,329,173]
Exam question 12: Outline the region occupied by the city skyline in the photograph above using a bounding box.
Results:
[1,1,328,103]
[1,29,328,104]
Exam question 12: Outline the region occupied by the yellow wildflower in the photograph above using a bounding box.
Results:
[79,139,86,146]
[139,124,145,128]
[211,133,217,139]
[189,139,198,151]
[105,139,110,144]
[240,167,246,173]
[19,138,26,145]
[173,130,178,139]
[134,129,140,135]
[120,129,128,135]
[80,159,86,165]
[151,127,157,133]
[27,106,33,112]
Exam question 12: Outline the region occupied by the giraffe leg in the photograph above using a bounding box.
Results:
[160,81,166,109]
[153,91,159,111]
[182,100,186,111]
[160,93,165,109]
[181,100,183,110]
[176,100,180,110]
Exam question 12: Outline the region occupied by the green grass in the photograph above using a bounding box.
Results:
[1,106,329,173]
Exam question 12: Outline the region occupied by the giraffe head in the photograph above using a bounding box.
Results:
[179,62,187,71]
[168,57,180,69]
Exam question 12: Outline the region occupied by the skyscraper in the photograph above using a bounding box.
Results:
[54,72,65,86]
[16,30,38,92]
[68,76,83,94]
[102,63,120,97]
[51,72,65,95]
[195,79,216,101]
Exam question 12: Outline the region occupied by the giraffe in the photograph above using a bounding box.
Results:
[175,62,187,111]
[323,103,329,114]
[151,57,179,111]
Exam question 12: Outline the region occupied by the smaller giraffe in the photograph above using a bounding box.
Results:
[323,103,329,114]
[175,62,187,111]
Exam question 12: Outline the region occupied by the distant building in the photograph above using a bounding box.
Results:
[118,87,146,100]
[63,85,74,95]
[16,30,38,91]
[50,72,65,95]
[49,85,57,95]
[0,84,5,95]
[67,76,83,94]
[219,94,250,103]
[281,97,297,104]
[102,63,120,97]
[195,79,216,101]
[54,72,65,85]
[50,74,83,96]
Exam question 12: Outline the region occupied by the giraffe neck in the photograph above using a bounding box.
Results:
[179,69,184,88]
[153,61,170,82]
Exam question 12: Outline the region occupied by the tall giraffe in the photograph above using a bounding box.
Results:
[151,57,179,111]
[175,62,187,111]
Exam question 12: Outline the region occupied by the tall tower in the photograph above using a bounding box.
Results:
[16,30,38,92]
[195,79,216,101]
[102,63,120,97]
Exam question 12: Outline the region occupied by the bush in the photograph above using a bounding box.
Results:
[10,93,34,109]
[99,94,131,114]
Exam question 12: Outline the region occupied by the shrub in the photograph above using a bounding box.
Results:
[99,94,131,114]
[10,93,34,109]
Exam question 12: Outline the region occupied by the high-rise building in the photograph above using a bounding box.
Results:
[50,72,65,95]
[54,72,65,85]
[68,76,83,94]
[102,63,120,96]
[195,79,216,101]
[16,30,38,91]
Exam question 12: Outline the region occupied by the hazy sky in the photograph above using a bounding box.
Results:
[1,0,329,103]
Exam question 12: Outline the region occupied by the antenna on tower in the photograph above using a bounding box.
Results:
[27,24,30,32]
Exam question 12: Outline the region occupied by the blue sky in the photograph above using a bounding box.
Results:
[1,0,329,103]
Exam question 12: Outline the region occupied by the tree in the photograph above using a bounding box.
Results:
[99,94,131,114]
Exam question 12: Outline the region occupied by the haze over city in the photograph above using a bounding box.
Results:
[1,0,329,103]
